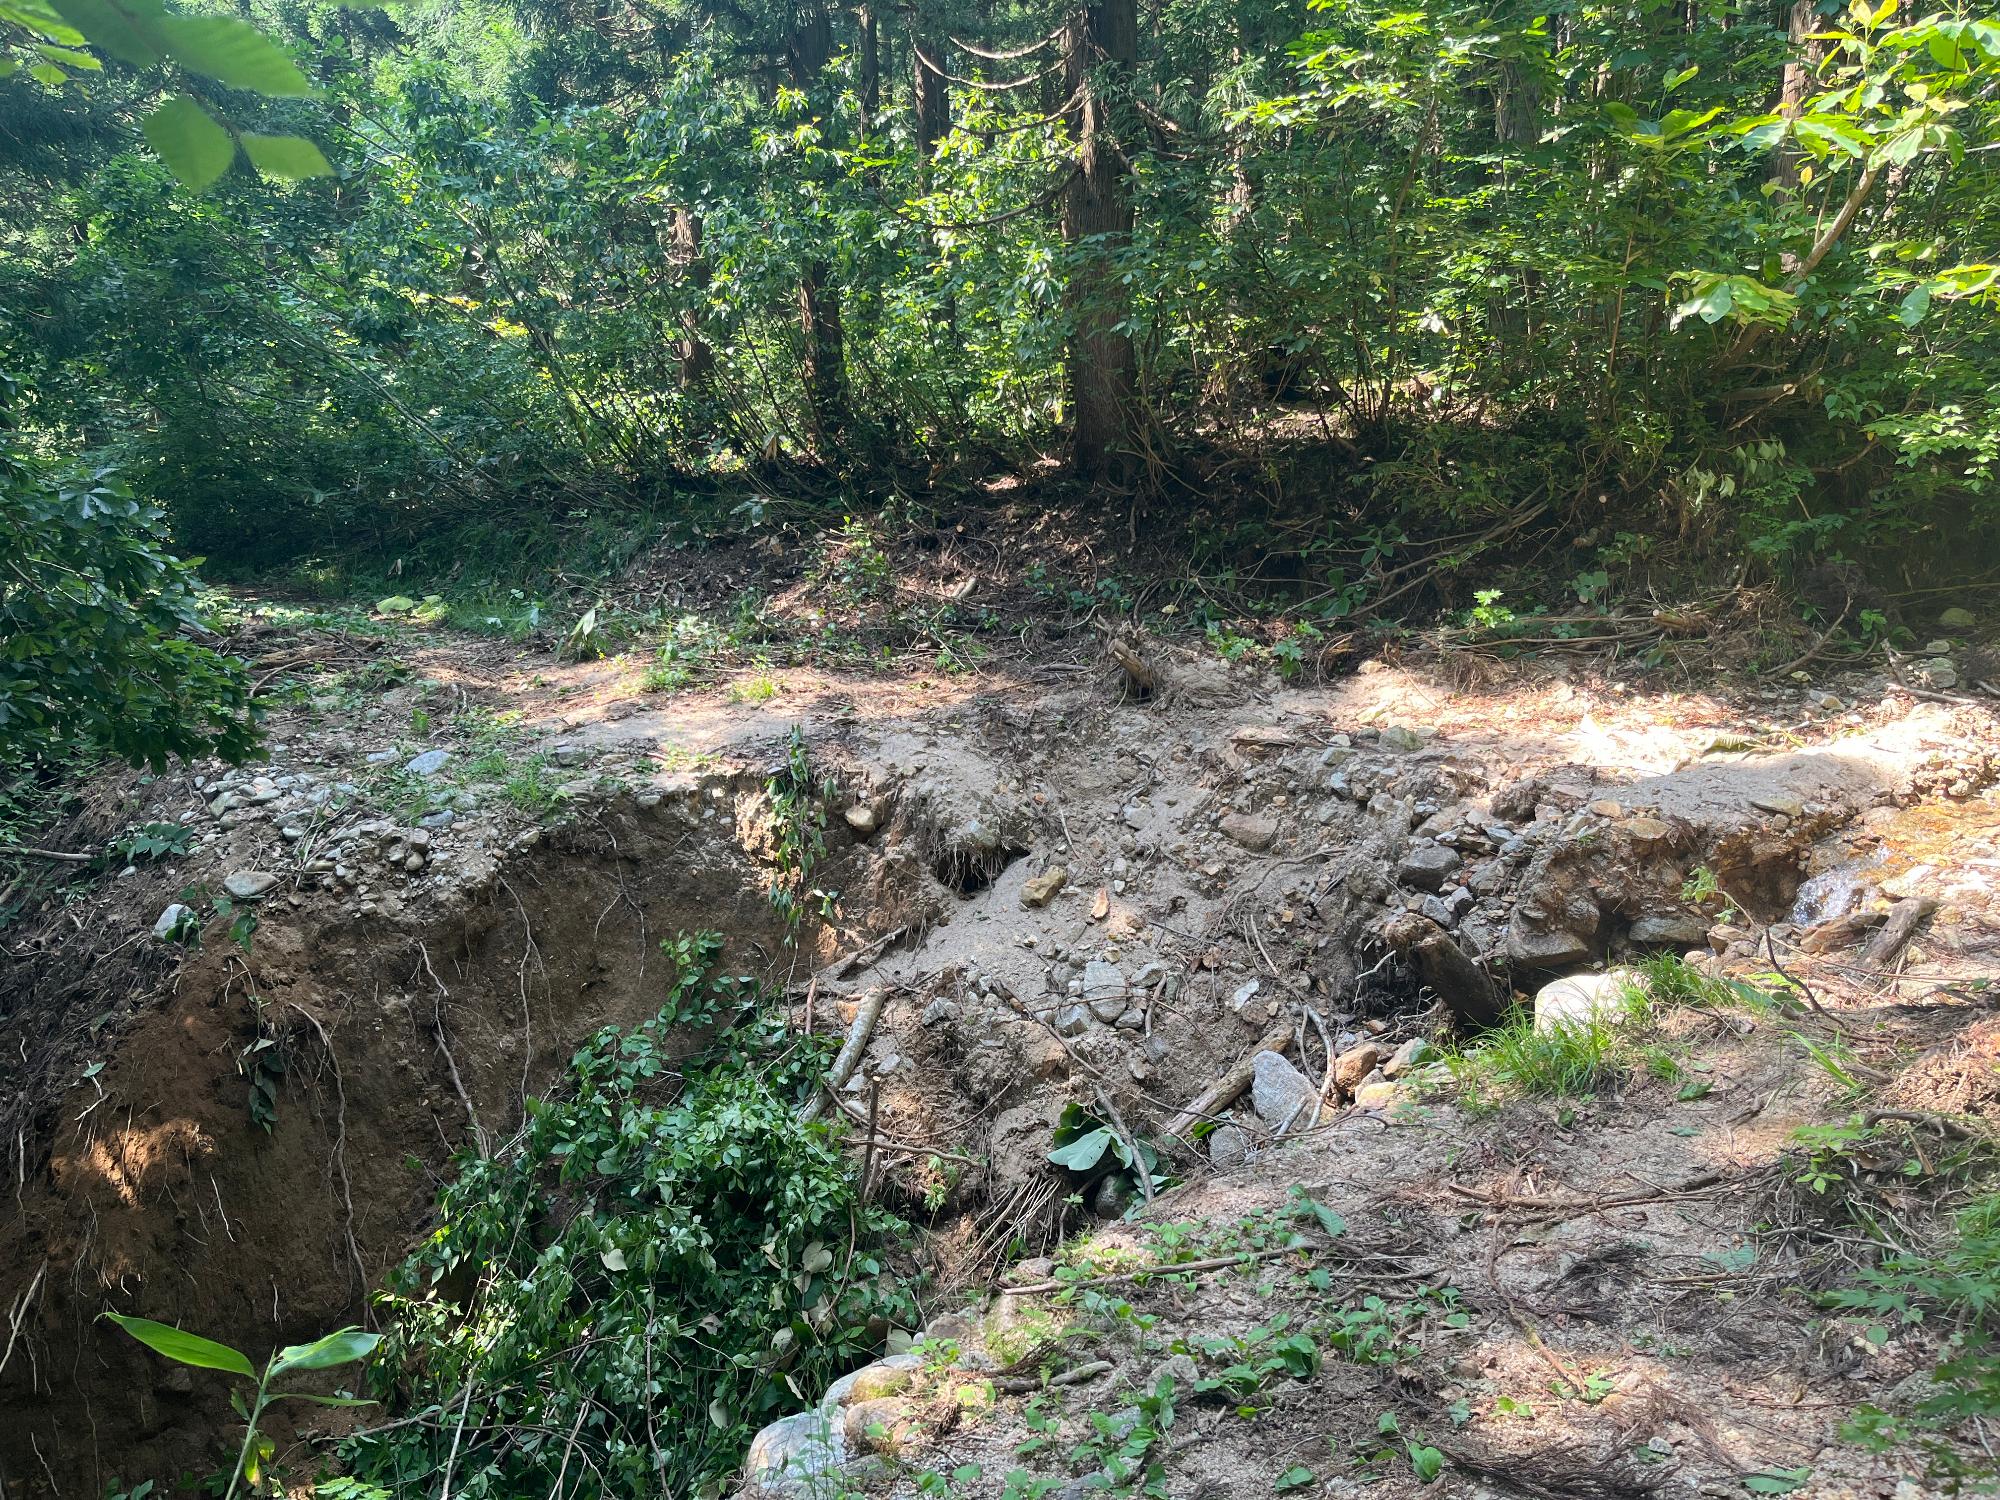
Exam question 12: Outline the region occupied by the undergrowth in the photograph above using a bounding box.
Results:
[342,932,915,1498]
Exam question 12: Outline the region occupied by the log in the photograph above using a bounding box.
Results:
[801,987,886,1123]
[1861,897,1937,969]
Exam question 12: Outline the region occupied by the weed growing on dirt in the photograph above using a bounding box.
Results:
[344,935,917,1499]
[1442,990,1649,1111]
[765,725,838,939]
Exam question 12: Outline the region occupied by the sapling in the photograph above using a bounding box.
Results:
[104,1313,378,1499]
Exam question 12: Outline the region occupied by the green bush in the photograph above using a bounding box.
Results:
[345,938,917,1498]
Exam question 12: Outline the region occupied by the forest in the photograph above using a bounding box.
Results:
[2,0,1996,766]
[3,0,2000,1497]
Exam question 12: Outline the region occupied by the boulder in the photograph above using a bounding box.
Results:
[1533,969,1642,1034]
[1333,1043,1383,1094]
[741,1410,846,1498]
[1505,909,1597,970]
[1382,1037,1437,1079]
[1396,843,1460,892]
[222,871,278,902]
[1250,1050,1317,1132]
[1220,812,1278,852]
[404,748,451,777]
[1628,912,1709,948]
[823,1353,923,1409]
[1208,1124,1252,1170]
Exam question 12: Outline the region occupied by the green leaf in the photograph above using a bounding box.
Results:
[268,1327,381,1377]
[1742,1468,1811,1495]
[1408,1443,1445,1483]
[268,1391,377,1407]
[1047,1126,1114,1172]
[1275,1466,1315,1492]
[47,0,167,66]
[157,15,314,95]
[1664,63,1699,91]
[1898,285,1931,326]
[104,1312,255,1378]
[141,96,234,191]
[241,133,330,179]
[36,42,97,67]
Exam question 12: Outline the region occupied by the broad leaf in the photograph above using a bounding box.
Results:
[241,133,331,179]
[268,1327,381,1377]
[158,15,314,95]
[141,96,234,191]
[1046,1125,1114,1172]
[104,1312,255,1378]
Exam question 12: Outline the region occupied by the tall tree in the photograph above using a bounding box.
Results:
[1061,0,1139,479]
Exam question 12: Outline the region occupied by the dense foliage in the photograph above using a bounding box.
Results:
[0,0,1994,590]
[0,429,254,769]
[345,934,917,1498]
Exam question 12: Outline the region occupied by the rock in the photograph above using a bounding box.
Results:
[823,1353,923,1409]
[1534,969,1642,1034]
[1939,606,1976,630]
[1208,1124,1252,1170]
[1229,978,1262,1014]
[843,1396,922,1456]
[418,810,456,829]
[404,748,452,777]
[1396,842,1460,891]
[1081,961,1126,1016]
[1587,799,1624,818]
[844,805,878,835]
[152,903,194,941]
[1230,725,1297,755]
[1149,1353,1201,1395]
[1382,1037,1437,1079]
[1220,812,1278,852]
[1378,725,1424,752]
[553,743,587,768]
[1749,792,1803,817]
[1333,1043,1383,1094]
[1915,658,1960,690]
[741,1410,846,1498]
[1620,817,1675,850]
[1250,1050,1317,1132]
[222,870,278,902]
[1628,912,1710,948]
[375,595,416,615]
[1021,867,1069,908]
[1353,1079,1401,1109]
[922,998,958,1027]
[1054,1004,1092,1037]
[1505,909,1597,970]
[1091,1175,1132,1218]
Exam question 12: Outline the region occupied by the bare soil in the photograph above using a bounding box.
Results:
[1,577,1997,1499]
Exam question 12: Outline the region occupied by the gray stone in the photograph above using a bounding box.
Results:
[1916,658,1960,690]
[404,748,452,777]
[1505,909,1597,969]
[364,749,398,765]
[1396,842,1460,891]
[152,903,194,941]
[1628,912,1710,948]
[1081,961,1126,1006]
[553,743,587,768]
[1250,1050,1317,1133]
[1534,969,1642,1034]
[1208,1124,1252,1170]
[418,810,456,829]
[1091,1175,1132,1218]
[222,870,278,902]
[1749,792,1804,817]
[1378,725,1424,752]
[741,1410,847,1498]
[922,997,958,1027]
[844,805,878,835]
[1054,1004,1093,1037]
[822,1353,923,1409]
[1220,812,1278,852]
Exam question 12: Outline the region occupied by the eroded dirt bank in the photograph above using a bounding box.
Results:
[2,616,1997,1497]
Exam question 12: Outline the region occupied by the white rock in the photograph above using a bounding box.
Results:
[1533,969,1642,1034]
[740,1410,846,1498]
[1250,1051,1317,1132]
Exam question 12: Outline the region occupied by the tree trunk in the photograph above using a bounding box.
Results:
[857,4,880,134]
[788,1,849,446]
[1062,0,1139,480]
[670,207,714,389]
[911,9,956,340]
[1773,0,1816,192]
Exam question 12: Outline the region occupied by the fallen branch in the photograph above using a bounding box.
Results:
[1447,1170,1726,1220]
[0,846,94,865]
[1003,1242,1314,1297]
[802,987,887,1123]
[1861,896,1937,969]
[1163,1020,1295,1140]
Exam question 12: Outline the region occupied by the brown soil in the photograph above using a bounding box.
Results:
[2,581,1997,1499]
